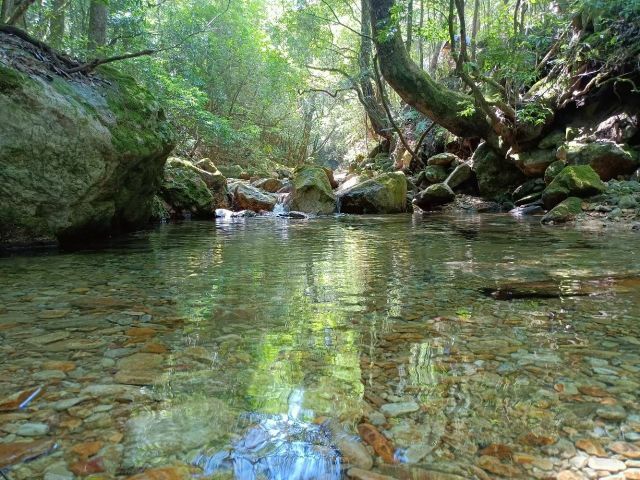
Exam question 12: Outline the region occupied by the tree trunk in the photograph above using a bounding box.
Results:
[358,0,392,140]
[418,0,424,68]
[87,0,107,51]
[471,0,480,61]
[49,0,65,48]
[405,0,413,53]
[369,0,494,142]
[1,0,13,23]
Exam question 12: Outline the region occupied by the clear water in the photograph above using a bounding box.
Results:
[1,214,639,479]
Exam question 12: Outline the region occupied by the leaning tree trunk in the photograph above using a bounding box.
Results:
[87,0,107,51]
[370,0,496,144]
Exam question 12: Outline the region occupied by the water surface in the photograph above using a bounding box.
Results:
[1,214,639,479]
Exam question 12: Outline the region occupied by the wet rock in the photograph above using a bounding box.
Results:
[541,197,583,224]
[542,165,606,209]
[476,455,522,477]
[27,331,71,345]
[575,438,607,457]
[347,468,397,480]
[230,182,277,212]
[478,444,513,460]
[587,456,626,472]
[43,338,106,352]
[334,432,373,470]
[43,462,75,480]
[16,422,49,436]
[413,183,455,211]
[596,405,627,421]
[338,172,407,214]
[357,423,395,464]
[626,469,640,479]
[380,402,419,417]
[0,386,44,412]
[610,442,640,459]
[427,153,459,167]
[0,439,56,468]
[445,163,473,190]
[557,471,586,480]
[70,456,105,476]
[125,465,191,480]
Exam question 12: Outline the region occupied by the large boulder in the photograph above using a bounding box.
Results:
[160,158,218,217]
[471,143,526,199]
[542,165,606,209]
[413,183,455,211]
[424,165,448,184]
[445,163,473,190]
[559,140,639,180]
[0,33,174,247]
[337,172,407,214]
[544,160,566,185]
[217,164,247,179]
[252,177,284,193]
[513,149,556,177]
[427,153,459,167]
[230,182,277,212]
[289,166,336,214]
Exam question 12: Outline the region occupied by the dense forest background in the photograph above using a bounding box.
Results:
[1,0,638,174]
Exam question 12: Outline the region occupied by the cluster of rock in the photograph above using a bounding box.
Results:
[408,111,640,227]
[156,160,409,220]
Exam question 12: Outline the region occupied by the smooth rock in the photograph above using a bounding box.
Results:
[380,402,419,417]
[587,457,626,472]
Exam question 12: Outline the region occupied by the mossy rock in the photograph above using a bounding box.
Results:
[542,165,606,209]
[427,153,458,167]
[471,143,526,199]
[289,166,336,214]
[541,197,583,224]
[0,34,174,247]
[559,140,639,181]
[544,160,566,185]
[337,172,407,214]
[413,183,455,211]
[424,165,448,184]
[217,164,247,179]
[160,158,216,217]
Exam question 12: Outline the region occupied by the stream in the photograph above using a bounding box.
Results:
[1,214,639,479]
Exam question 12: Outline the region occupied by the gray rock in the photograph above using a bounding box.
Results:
[16,422,49,436]
[413,183,455,210]
[445,163,473,189]
[380,401,420,417]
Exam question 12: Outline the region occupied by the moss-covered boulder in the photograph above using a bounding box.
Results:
[427,153,459,167]
[217,164,247,179]
[471,143,526,199]
[513,149,556,177]
[542,165,606,209]
[445,163,473,190]
[541,197,583,224]
[289,166,336,214]
[0,32,174,247]
[544,160,566,185]
[559,140,639,180]
[193,158,230,208]
[424,165,448,184]
[337,172,407,214]
[413,183,455,211]
[160,158,217,217]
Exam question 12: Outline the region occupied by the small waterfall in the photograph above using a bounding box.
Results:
[273,193,290,216]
